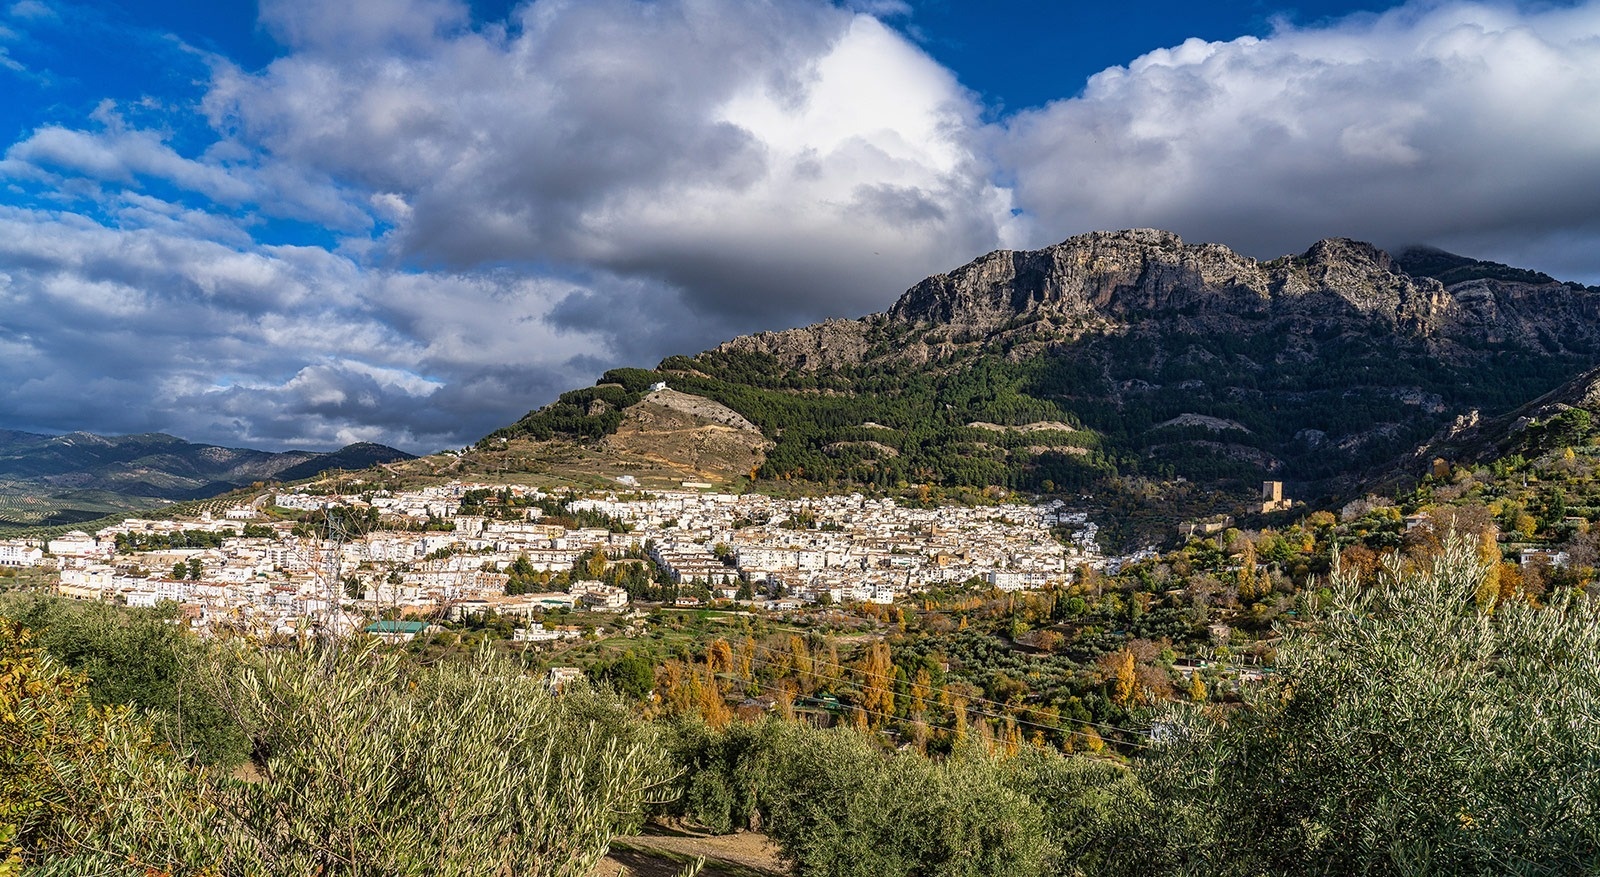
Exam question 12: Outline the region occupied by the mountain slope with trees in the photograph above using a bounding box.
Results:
[0,432,413,530]
[490,230,1600,516]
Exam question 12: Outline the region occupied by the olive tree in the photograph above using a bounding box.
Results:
[1139,537,1600,876]
[5,630,683,877]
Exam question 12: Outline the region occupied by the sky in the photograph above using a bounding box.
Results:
[2,0,1599,453]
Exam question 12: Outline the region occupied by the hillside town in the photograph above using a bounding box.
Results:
[0,483,1143,639]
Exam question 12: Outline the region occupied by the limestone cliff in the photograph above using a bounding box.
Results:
[715,229,1600,371]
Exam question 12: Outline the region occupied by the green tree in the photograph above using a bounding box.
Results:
[0,594,246,765]
[0,617,191,867]
[598,653,656,700]
[3,635,685,877]
[1139,537,1600,876]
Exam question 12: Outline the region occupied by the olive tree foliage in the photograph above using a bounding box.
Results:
[186,641,677,876]
[1139,536,1600,877]
[4,631,685,877]
[997,748,1149,877]
[762,729,1054,877]
[1,618,165,872]
[660,717,1133,877]
[0,593,247,766]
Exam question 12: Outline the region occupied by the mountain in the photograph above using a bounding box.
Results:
[270,442,422,484]
[0,432,414,530]
[485,229,1600,532]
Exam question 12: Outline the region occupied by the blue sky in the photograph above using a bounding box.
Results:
[2,0,1598,452]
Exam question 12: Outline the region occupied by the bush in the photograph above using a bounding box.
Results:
[1139,537,1600,876]
[1000,749,1148,877]
[0,593,247,766]
[0,618,191,871]
[2,631,678,877]
[663,718,1077,877]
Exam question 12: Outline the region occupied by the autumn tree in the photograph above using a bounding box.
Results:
[909,667,932,716]
[855,642,895,726]
[1103,648,1139,707]
[583,545,607,579]
[705,638,734,677]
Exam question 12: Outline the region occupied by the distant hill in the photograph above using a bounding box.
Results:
[270,442,420,483]
[0,432,413,531]
[481,229,1600,539]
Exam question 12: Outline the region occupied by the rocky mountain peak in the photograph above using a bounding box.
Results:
[883,229,1443,340]
[712,229,1600,373]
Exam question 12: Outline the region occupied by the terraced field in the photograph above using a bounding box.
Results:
[0,481,167,531]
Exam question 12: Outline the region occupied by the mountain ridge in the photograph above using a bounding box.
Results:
[480,229,1600,539]
[0,432,415,531]
[715,229,1600,372]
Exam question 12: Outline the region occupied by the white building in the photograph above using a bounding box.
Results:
[49,531,107,559]
[0,540,44,567]
[570,580,630,610]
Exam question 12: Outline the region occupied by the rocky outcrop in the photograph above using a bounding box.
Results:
[600,389,771,483]
[711,318,874,372]
[712,229,1600,370]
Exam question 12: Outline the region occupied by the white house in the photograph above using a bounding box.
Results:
[0,540,44,567]
[570,580,630,610]
[49,531,106,559]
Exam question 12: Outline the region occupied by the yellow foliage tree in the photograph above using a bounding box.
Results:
[909,667,931,716]
[1109,648,1138,707]
[582,545,607,579]
[705,638,734,677]
[855,642,895,726]
[698,667,733,729]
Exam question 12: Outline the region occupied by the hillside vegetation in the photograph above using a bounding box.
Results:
[4,537,1598,875]
[0,433,412,534]
[487,232,1600,513]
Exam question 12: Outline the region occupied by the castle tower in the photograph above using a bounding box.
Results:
[1260,481,1290,513]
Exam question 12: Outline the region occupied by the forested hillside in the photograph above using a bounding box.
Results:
[489,231,1600,509]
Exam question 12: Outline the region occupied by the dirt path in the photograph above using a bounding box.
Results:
[593,825,785,877]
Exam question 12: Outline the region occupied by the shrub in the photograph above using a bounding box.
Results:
[2,629,678,877]
[664,718,1062,877]
[1139,537,1600,876]
[0,593,247,766]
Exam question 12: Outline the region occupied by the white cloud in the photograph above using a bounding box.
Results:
[6,0,52,21]
[4,121,254,204]
[206,0,1015,324]
[257,0,469,52]
[8,0,1600,454]
[998,1,1600,275]
[0,204,616,451]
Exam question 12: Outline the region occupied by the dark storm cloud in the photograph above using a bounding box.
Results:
[207,0,1018,321]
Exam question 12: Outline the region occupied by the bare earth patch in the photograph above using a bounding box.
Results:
[593,826,785,877]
